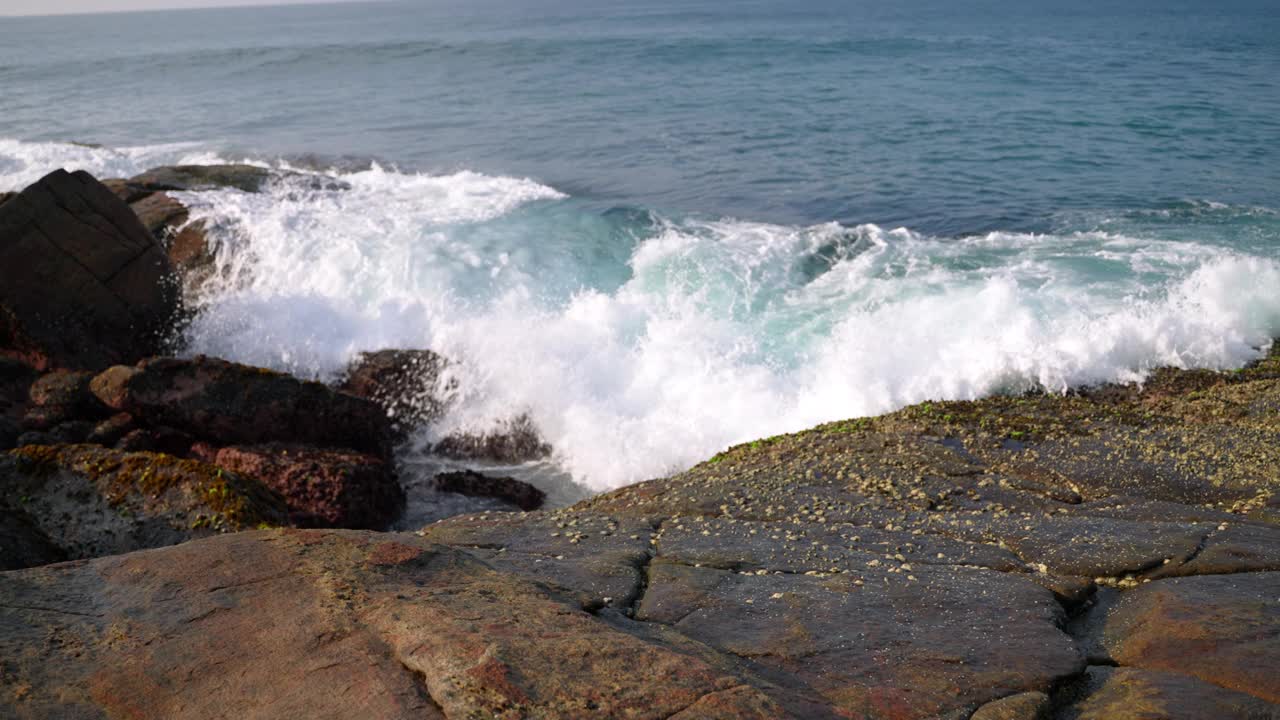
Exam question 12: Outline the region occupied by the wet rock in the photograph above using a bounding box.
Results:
[1,445,286,561]
[969,691,1049,720]
[0,529,786,720]
[338,348,449,434]
[126,191,214,292]
[1097,573,1280,703]
[126,164,350,194]
[636,558,1080,718]
[433,414,552,463]
[100,177,153,204]
[210,443,403,529]
[111,425,194,456]
[0,169,179,371]
[85,412,136,446]
[90,356,392,458]
[1057,666,1279,720]
[419,511,655,612]
[129,191,190,240]
[432,469,545,511]
[0,505,66,571]
[21,370,111,430]
[127,164,274,193]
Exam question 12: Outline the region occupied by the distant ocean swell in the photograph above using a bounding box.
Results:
[4,138,1279,491]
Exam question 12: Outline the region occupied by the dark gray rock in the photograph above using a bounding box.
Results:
[0,169,179,371]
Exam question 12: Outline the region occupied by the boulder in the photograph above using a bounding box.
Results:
[90,356,393,458]
[0,169,179,371]
[21,370,111,430]
[208,443,403,529]
[0,529,786,720]
[432,469,545,511]
[1,445,286,561]
[338,349,450,434]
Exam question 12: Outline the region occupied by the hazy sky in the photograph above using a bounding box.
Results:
[0,0,360,17]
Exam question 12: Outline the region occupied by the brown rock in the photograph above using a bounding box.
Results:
[212,443,404,529]
[0,529,789,720]
[126,192,214,290]
[432,469,545,511]
[84,412,136,446]
[1,445,286,561]
[89,356,392,458]
[0,169,179,371]
[1099,573,1280,703]
[100,177,153,204]
[129,191,190,239]
[970,691,1049,720]
[1058,666,1280,720]
[21,370,111,430]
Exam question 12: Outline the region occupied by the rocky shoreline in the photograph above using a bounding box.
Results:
[1,168,1277,719]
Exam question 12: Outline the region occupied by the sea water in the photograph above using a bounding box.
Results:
[2,0,1278,509]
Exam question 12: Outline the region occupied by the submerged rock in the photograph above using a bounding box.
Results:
[89,356,393,458]
[432,469,545,511]
[0,170,179,371]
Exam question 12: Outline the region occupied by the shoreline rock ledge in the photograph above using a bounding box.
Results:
[0,167,1278,719]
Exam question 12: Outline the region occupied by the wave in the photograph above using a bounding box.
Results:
[0,138,226,191]
[5,138,1280,492]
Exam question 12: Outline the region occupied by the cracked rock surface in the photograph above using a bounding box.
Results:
[4,356,1280,718]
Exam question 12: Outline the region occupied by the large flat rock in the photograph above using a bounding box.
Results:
[0,529,786,720]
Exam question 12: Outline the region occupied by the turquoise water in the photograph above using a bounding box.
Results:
[1,0,1279,494]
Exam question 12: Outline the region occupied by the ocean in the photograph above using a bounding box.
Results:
[2,0,1279,508]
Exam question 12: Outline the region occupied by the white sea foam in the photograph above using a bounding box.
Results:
[0,138,226,191]
[5,138,1278,492]
[171,166,1280,490]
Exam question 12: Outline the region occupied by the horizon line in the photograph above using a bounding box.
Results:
[0,0,387,20]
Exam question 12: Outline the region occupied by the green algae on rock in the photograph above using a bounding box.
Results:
[3,444,286,564]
